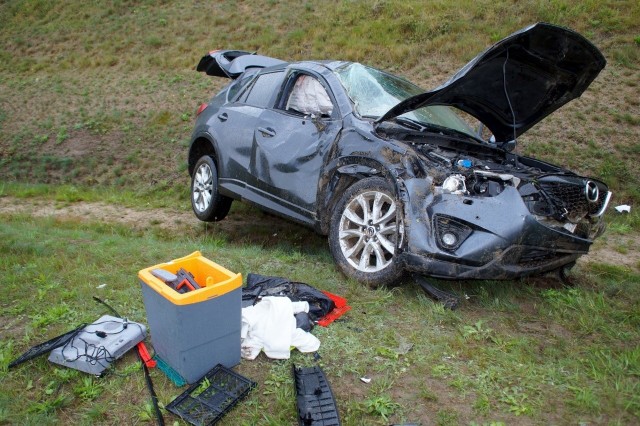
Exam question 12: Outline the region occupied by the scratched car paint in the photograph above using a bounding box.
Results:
[188,23,611,287]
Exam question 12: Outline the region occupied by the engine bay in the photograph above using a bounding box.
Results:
[388,129,611,240]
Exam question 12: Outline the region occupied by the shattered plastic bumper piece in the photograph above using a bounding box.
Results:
[294,364,341,426]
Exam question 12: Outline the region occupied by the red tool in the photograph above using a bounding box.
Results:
[151,268,201,294]
[175,276,199,292]
[137,342,156,368]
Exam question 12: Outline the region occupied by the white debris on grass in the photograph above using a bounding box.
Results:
[614,204,631,213]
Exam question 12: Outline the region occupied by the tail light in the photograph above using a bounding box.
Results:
[196,103,208,116]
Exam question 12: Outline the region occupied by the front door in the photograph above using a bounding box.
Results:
[250,73,341,218]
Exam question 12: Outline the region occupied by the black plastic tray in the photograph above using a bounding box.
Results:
[166,364,256,426]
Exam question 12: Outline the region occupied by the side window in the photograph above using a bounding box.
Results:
[285,75,334,117]
[227,68,260,102]
[240,71,284,108]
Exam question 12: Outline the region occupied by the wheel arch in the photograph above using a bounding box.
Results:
[188,134,218,177]
[317,156,405,235]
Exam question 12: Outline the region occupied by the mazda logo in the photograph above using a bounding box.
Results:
[585,180,599,203]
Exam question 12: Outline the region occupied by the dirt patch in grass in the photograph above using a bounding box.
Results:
[0,196,190,232]
[0,314,29,342]
[581,234,640,270]
[52,128,123,159]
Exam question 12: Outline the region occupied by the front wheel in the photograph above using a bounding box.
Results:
[328,177,404,287]
[191,155,232,222]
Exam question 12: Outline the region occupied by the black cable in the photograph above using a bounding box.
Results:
[141,361,162,425]
[92,297,164,426]
[59,320,146,370]
[92,296,121,317]
[59,335,115,368]
[502,48,520,168]
[502,48,517,144]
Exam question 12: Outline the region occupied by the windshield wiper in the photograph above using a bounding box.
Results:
[395,117,426,131]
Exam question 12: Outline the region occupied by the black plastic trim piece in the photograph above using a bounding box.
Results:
[293,364,341,426]
[8,324,86,369]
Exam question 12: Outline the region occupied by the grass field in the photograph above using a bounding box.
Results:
[1,0,639,424]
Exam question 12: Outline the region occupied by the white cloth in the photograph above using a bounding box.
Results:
[241,296,320,360]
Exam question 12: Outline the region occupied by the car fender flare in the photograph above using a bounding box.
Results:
[188,131,219,176]
[317,156,408,235]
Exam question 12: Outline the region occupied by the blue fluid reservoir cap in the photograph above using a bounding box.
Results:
[457,159,473,168]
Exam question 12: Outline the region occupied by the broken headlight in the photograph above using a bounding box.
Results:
[467,175,504,197]
[441,174,467,194]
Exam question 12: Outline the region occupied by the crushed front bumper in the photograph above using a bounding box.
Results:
[400,184,595,280]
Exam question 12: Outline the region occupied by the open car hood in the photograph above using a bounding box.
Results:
[196,50,286,79]
[377,23,606,142]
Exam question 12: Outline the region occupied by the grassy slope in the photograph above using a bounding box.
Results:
[0,0,639,202]
[1,0,639,424]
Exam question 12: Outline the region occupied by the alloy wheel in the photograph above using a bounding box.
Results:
[192,162,213,213]
[338,190,403,273]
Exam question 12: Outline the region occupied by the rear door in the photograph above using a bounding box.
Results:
[250,71,341,219]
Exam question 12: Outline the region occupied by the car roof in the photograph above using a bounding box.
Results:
[258,60,351,74]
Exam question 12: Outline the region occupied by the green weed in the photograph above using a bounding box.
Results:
[53,368,79,383]
[55,126,68,144]
[461,320,494,341]
[363,395,401,421]
[73,377,104,401]
[0,341,13,372]
[83,403,108,422]
[436,408,459,426]
[138,401,156,422]
[262,362,293,396]
[500,386,532,416]
[28,394,72,414]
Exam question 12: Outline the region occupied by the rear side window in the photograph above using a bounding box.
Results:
[227,68,260,101]
[240,71,284,108]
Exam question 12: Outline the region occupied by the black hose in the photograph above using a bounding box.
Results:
[93,297,164,426]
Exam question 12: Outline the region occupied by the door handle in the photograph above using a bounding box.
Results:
[217,113,228,122]
[257,127,276,137]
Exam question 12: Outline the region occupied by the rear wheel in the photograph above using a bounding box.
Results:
[329,177,404,287]
[191,155,232,222]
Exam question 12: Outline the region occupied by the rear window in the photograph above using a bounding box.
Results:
[240,71,284,108]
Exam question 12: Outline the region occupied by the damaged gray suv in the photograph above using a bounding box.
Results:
[188,23,611,287]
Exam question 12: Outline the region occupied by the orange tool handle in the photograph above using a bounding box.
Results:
[137,342,156,368]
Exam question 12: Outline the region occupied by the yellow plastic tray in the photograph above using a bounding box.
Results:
[138,251,242,305]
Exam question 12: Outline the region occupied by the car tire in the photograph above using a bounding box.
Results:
[191,155,232,222]
[329,177,405,287]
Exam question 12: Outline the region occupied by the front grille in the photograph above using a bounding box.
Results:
[538,177,608,221]
[539,181,589,219]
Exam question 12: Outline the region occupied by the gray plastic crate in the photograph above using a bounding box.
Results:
[139,252,242,384]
